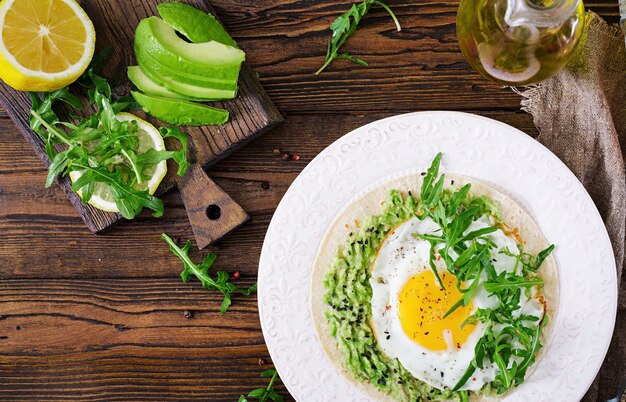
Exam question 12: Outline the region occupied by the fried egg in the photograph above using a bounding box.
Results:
[369,215,545,391]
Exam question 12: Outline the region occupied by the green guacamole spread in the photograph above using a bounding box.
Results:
[323,190,499,402]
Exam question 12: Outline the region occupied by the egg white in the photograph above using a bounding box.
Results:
[369,216,544,391]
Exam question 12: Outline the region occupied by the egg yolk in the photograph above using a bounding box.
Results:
[398,270,475,351]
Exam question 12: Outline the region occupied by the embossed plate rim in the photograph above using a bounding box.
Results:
[258,111,617,402]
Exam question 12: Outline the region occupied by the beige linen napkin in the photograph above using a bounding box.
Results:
[519,12,625,401]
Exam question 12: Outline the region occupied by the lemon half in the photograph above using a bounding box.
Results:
[0,0,96,91]
[70,113,168,213]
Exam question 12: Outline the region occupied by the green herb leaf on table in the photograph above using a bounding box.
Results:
[161,234,257,314]
[316,0,401,75]
[239,369,284,402]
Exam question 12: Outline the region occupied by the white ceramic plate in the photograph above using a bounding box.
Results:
[258,111,617,402]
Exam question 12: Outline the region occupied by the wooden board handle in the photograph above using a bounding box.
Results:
[177,164,249,249]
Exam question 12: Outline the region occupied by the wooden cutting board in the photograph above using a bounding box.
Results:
[0,0,283,248]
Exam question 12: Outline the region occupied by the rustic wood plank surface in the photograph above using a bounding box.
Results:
[0,1,619,401]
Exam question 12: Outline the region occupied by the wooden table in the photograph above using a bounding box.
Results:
[0,1,619,400]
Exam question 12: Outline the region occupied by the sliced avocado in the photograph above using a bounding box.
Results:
[136,17,244,67]
[132,91,229,126]
[157,2,238,48]
[135,18,243,84]
[135,47,239,90]
[136,52,236,100]
[128,66,191,100]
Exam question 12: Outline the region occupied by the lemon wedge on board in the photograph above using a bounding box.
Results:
[0,0,96,91]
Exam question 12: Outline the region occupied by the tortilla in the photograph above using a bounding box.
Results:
[310,173,558,402]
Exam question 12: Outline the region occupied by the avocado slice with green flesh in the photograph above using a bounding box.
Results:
[136,52,236,100]
[128,66,192,100]
[132,91,229,126]
[135,18,242,84]
[157,2,238,48]
[135,47,238,91]
[135,17,244,67]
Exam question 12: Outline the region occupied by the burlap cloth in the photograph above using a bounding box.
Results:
[519,12,626,402]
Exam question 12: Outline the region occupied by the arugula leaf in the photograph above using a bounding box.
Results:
[315,0,401,74]
[451,332,489,391]
[29,88,82,154]
[431,199,447,228]
[132,127,190,181]
[414,233,443,243]
[426,240,446,290]
[414,153,554,394]
[81,45,113,79]
[29,109,73,147]
[425,175,445,208]
[45,150,71,188]
[28,48,190,220]
[161,234,257,314]
[453,277,546,393]
[442,275,479,319]
[529,244,555,271]
[70,163,165,218]
[158,126,191,176]
[461,226,498,242]
[492,342,513,389]
[480,255,498,281]
[446,183,471,215]
[501,243,555,276]
[513,320,543,384]
[421,152,443,202]
[239,369,284,402]
[461,308,492,329]
[483,275,544,293]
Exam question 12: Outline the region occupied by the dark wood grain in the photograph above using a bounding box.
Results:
[178,164,250,249]
[0,1,620,401]
[208,0,620,114]
[0,0,283,234]
[0,277,286,401]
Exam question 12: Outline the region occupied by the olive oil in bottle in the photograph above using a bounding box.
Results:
[457,0,584,85]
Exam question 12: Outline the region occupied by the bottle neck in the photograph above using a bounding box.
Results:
[505,0,581,28]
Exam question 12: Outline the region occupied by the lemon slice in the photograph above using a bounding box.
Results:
[0,0,96,91]
[69,113,168,213]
